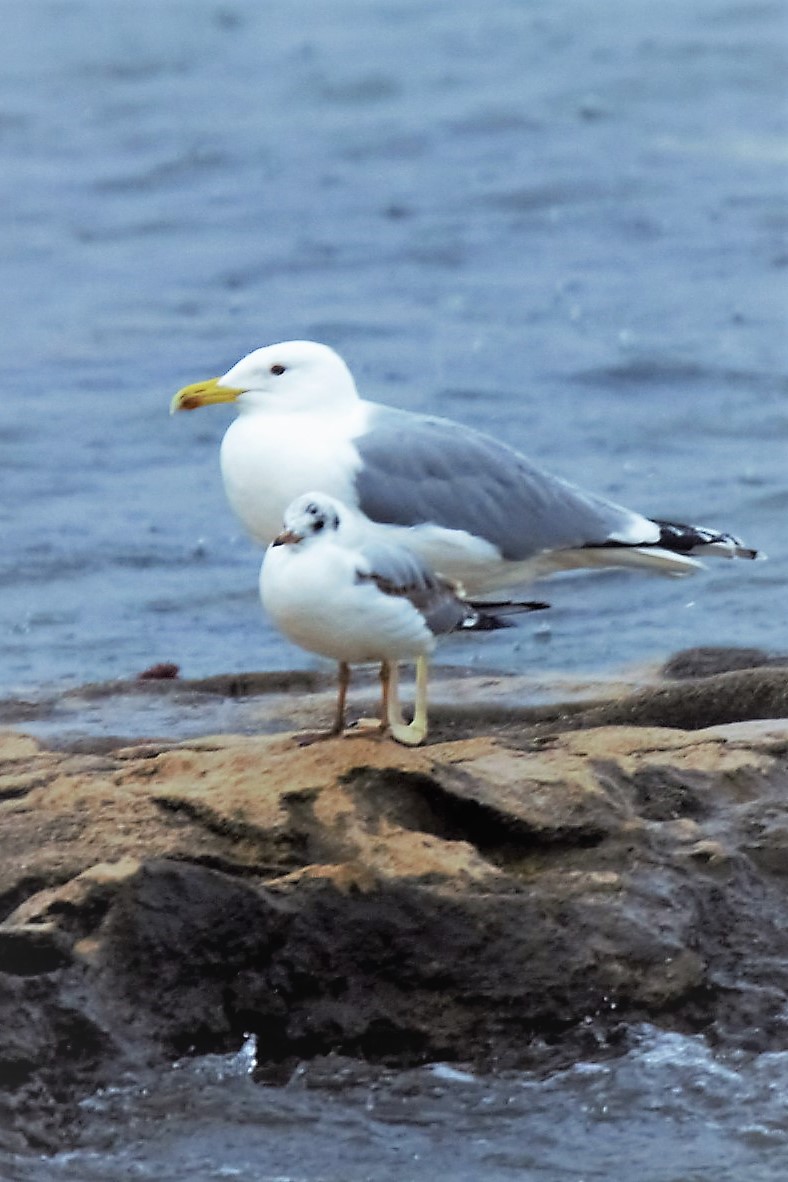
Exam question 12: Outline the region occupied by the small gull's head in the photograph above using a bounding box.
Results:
[271,492,344,547]
[170,341,359,416]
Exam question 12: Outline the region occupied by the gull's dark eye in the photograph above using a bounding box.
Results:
[313,518,325,532]
[270,363,286,376]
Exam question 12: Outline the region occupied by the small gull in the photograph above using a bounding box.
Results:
[260,492,548,745]
[171,340,758,596]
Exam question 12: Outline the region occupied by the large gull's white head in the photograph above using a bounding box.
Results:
[170,340,360,417]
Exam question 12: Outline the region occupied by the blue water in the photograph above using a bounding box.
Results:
[0,0,784,696]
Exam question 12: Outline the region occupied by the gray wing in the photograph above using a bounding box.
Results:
[352,405,656,560]
[355,540,475,636]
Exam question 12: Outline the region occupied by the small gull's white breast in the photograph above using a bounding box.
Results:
[260,536,435,664]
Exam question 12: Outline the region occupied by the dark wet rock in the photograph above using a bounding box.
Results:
[537,666,788,734]
[95,861,293,1056]
[136,662,180,680]
[0,970,110,1151]
[662,645,788,680]
[2,669,788,1147]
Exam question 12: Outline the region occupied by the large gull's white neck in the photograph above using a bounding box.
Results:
[220,400,371,546]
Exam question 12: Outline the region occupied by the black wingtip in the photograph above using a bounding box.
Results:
[653,520,759,559]
[462,598,551,631]
[469,598,550,614]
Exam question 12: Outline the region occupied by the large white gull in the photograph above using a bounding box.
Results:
[171,339,758,594]
[260,492,548,745]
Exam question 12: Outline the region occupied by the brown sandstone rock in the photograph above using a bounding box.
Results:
[2,688,788,1148]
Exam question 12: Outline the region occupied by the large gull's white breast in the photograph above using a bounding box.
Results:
[220,406,368,545]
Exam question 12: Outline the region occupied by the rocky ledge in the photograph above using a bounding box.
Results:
[3,651,788,1150]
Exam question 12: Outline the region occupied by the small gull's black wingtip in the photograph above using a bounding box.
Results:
[462,597,551,631]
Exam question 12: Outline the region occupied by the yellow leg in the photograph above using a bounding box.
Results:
[386,656,429,746]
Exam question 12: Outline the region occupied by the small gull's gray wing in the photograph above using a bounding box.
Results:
[354,539,478,636]
[352,405,656,560]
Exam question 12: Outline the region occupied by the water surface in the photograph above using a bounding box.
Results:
[0,0,784,697]
[6,1028,788,1182]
